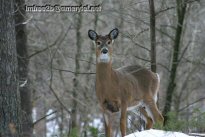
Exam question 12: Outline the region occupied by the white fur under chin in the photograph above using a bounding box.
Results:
[98,53,110,63]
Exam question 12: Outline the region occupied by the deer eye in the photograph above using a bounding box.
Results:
[107,41,111,45]
[96,41,101,45]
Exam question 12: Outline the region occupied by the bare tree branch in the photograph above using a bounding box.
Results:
[178,97,205,112]
[66,55,96,65]
[124,33,151,52]
[156,6,175,16]
[133,55,150,62]
[28,25,72,58]
[157,63,171,72]
[178,41,191,64]
[53,68,96,75]
[47,25,73,115]
[33,110,57,126]
[49,86,71,114]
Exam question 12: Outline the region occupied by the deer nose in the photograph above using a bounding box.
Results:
[102,48,108,54]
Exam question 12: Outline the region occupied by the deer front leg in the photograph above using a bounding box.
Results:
[120,104,127,137]
[103,113,112,137]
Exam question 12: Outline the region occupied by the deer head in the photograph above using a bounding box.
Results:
[88,28,119,64]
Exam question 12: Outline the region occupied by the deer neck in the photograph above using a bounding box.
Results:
[96,62,114,82]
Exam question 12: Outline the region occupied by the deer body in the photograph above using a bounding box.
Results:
[97,65,142,110]
[88,28,164,137]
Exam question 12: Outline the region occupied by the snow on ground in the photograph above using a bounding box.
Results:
[125,129,196,137]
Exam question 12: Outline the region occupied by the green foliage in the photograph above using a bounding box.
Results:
[70,128,78,137]
[88,126,98,137]
[189,108,205,131]
[68,126,103,137]
[163,112,186,131]
[154,110,205,132]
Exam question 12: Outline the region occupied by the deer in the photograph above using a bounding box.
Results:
[88,28,164,137]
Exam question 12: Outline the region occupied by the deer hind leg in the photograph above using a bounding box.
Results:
[139,107,153,129]
[103,113,112,137]
[144,97,164,126]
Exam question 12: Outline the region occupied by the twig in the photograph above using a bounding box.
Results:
[156,6,175,16]
[28,42,58,58]
[66,55,96,65]
[126,33,151,52]
[65,91,88,108]
[121,12,175,41]
[53,68,96,75]
[28,25,72,58]
[133,55,150,62]
[182,57,205,66]
[33,110,57,126]
[49,86,71,114]
[58,70,90,108]
[178,42,191,64]
[134,42,151,52]
[157,63,171,72]
[178,97,205,112]
[48,25,73,115]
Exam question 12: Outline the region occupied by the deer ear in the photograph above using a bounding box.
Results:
[109,28,119,40]
[88,30,98,41]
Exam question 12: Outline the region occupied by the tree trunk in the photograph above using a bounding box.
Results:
[34,99,46,137]
[119,1,124,49]
[0,1,22,137]
[15,0,32,136]
[71,1,83,134]
[149,0,157,73]
[86,6,98,82]
[82,9,99,136]
[33,66,46,137]
[59,106,64,137]
[163,0,187,124]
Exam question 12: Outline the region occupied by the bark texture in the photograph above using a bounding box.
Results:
[163,0,187,124]
[0,0,21,136]
[71,0,83,134]
[149,0,157,73]
[15,0,33,136]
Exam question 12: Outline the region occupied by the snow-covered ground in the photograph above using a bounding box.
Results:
[125,129,197,137]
